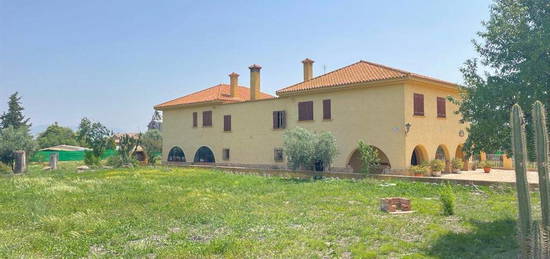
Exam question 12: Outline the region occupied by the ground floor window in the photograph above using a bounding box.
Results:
[194,146,215,163]
[222,148,230,161]
[274,148,284,162]
[168,146,186,162]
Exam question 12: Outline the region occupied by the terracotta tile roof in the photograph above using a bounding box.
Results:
[276,60,457,95]
[155,84,274,109]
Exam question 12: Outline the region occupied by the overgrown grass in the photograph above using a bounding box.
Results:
[0,163,534,258]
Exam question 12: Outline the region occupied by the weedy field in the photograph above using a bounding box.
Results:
[0,163,531,258]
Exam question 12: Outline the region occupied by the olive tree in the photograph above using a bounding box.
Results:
[283,127,338,171]
[0,126,36,168]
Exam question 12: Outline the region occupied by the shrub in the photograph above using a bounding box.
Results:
[283,127,315,170]
[141,129,162,165]
[420,160,431,168]
[118,134,139,166]
[84,151,100,166]
[451,158,464,170]
[430,159,445,172]
[440,184,456,216]
[148,154,161,165]
[410,165,428,175]
[106,155,122,167]
[106,154,137,168]
[0,162,12,175]
[357,140,380,174]
[283,127,338,171]
[0,126,36,167]
[315,131,338,171]
[479,160,493,168]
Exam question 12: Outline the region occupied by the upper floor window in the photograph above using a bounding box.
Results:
[224,115,231,131]
[202,111,212,127]
[437,97,446,118]
[273,111,286,129]
[413,93,424,116]
[298,101,314,121]
[192,112,198,127]
[323,99,331,120]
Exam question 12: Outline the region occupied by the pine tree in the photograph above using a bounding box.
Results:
[0,92,31,129]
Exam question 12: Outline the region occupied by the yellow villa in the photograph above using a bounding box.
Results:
[154,59,470,174]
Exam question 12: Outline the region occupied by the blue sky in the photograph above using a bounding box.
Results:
[0,0,492,133]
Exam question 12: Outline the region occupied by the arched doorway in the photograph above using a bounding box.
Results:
[194,146,215,163]
[435,145,450,161]
[410,145,428,166]
[455,144,469,170]
[348,146,391,173]
[168,146,186,162]
[435,144,450,173]
[455,144,464,160]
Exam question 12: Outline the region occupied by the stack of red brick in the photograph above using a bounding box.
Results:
[380,197,411,213]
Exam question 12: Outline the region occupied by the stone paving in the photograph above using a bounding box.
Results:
[440,168,539,184]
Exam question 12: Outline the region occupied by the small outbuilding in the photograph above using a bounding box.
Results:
[32,145,92,162]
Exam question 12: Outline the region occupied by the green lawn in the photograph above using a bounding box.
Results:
[0,163,529,258]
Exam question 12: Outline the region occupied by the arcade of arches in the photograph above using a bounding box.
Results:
[167,143,471,172]
[410,144,469,171]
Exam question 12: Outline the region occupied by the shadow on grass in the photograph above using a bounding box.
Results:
[427,218,518,258]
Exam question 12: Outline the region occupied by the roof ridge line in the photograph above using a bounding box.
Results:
[358,60,411,75]
[277,60,365,93]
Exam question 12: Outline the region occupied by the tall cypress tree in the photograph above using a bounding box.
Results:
[0,92,31,129]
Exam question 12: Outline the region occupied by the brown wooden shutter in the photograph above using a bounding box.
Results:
[280,111,286,128]
[202,111,212,126]
[323,99,331,120]
[273,111,278,129]
[298,101,313,121]
[193,112,198,127]
[224,115,231,131]
[437,97,446,118]
[414,94,424,116]
[298,103,306,121]
[307,102,313,120]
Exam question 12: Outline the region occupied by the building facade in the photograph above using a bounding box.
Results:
[155,59,469,174]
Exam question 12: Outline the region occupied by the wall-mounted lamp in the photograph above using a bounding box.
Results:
[404,123,412,135]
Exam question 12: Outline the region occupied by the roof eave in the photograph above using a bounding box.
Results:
[407,75,461,91]
[276,77,407,97]
[276,76,460,97]
[154,100,226,111]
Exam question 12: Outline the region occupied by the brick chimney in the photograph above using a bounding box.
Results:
[229,72,239,97]
[302,58,314,81]
[249,64,261,100]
